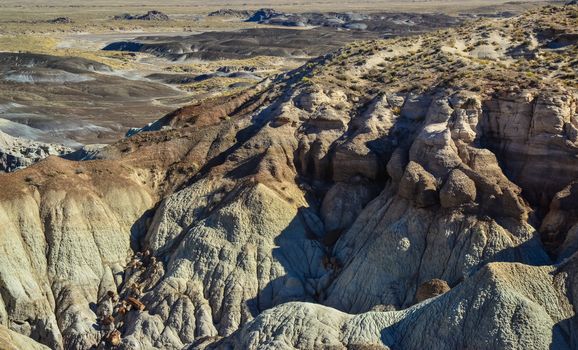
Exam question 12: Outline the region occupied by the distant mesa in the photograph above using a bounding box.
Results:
[101,12,463,62]
[113,10,170,21]
[207,9,254,18]
[264,16,307,27]
[246,8,283,22]
[208,8,371,30]
[245,8,314,27]
[242,8,459,31]
[206,7,464,32]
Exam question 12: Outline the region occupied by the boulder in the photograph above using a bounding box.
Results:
[398,161,438,207]
[439,169,477,208]
[415,279,451,303]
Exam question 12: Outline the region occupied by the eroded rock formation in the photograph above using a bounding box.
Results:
[0,131,71,172]
[0,4,577,350]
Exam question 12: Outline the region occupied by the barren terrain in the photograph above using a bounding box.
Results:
[0,0,555,153]
[0,1,577,350]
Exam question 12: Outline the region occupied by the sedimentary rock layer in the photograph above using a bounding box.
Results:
[1,4,577,350]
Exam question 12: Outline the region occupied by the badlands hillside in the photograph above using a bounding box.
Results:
[1,4,578,350]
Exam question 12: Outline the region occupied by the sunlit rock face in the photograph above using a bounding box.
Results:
[1,5,578,350]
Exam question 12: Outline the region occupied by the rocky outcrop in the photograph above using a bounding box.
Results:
[398,161,438,207]
[0,324,50,350]
[113,10,169,21]
[207,9,254,18]
[225,262,574,350]
[246,9,282,23]
[439,168,476,208]
[481,91,578,206]
[0,89,271,349]
[541,181,578,258]
[0,156,155,349]
[127,79,567,347]
[0,5,577,350]
[0,131,71,172]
